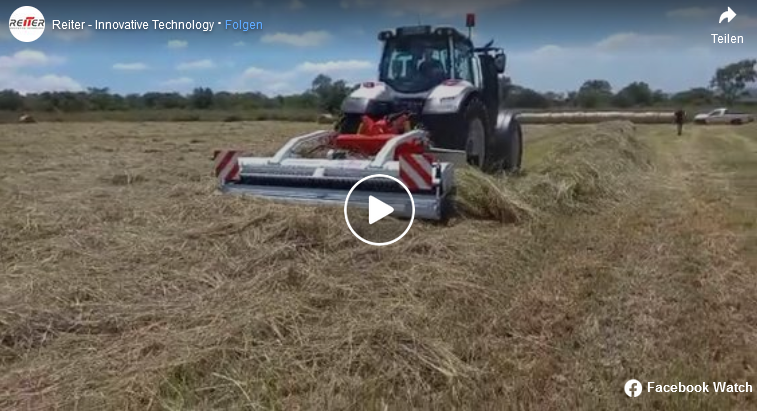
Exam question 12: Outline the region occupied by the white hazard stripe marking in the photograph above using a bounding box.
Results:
[218,157,238,182]
[400,157,427,189]
[215,151,241,183]
[400,154,433,190]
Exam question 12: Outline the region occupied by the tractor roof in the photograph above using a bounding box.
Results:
[380,25,472,46]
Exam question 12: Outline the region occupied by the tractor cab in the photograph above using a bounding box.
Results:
[377,24,506,96]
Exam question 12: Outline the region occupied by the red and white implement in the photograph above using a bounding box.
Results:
[212,115,464,221]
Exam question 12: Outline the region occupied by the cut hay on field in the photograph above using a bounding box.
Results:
[454,168,536,223]
[525,121,652,208]
[455,121,653,217]
[0,120,687,410]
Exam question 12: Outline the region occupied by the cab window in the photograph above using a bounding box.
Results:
[379,35,451,93]
[452,40,474,83]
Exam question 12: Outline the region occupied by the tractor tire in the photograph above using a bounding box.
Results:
[494,112,523,173]
[461,97,498,172]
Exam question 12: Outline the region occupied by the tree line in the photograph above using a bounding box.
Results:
[0,59,754,115]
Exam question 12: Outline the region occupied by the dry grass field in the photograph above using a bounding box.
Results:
[0,120,756,410]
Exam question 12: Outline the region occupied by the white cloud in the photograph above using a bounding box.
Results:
[527,44,564,58]
[517,32,680,60]
[52,28,94,41]
[237,59,373,94]
[593,32,677,51]
[296,60,373,73]
[0,50,80,93]
[243,59,373,81]
[0,72,82,94]
[266,82,297,94]
[242,67,270,77]
[267,82,291,91]
[167,40,188,49]
[260,30,331,47]
[161,77,194,89]
[289,0,304,10]
[233,41,246,46]
[112,62,148,71]
[0,50,64,69]
[666,7,718,19]
[176,59,216,70]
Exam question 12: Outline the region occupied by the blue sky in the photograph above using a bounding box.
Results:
[1,0,755,95]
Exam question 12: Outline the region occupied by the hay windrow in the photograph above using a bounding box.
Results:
[453,168,536,223]
[454,121,653,219]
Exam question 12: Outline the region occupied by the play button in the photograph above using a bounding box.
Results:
[344,174,415,246]
[369,196,394,224]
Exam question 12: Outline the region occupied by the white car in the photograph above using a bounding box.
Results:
[693,108,755,125]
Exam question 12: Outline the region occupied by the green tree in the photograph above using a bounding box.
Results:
[651,89,667,105]
[87,87,116,110]
[310,74,351,114]
[613,81,653,107]
[672,87,715,105]
[190,87,213,109]
[710,59,757,104]
[504,85,550,108]
[576,79,613,108]
[0,89,24,111]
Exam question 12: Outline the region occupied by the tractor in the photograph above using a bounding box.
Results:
[211,15,524,221]
[337,15,523,173]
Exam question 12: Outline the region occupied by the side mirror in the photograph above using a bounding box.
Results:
[378,30,393,41]
[494,53,506,73]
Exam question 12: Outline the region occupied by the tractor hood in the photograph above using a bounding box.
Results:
[341,80,476,115]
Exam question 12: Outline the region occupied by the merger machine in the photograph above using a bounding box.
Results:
[213,14,524,220]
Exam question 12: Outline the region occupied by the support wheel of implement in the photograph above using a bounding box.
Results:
[463,98,497,172]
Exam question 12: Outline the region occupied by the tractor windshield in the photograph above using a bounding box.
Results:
[379,35,450,93]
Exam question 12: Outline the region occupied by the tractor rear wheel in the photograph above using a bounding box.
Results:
[462,98,498,172]
[499,117,523,173]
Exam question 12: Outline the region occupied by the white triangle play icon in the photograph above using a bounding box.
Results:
[368,195,394,224]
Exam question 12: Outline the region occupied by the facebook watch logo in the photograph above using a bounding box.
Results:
[625,379,642,397]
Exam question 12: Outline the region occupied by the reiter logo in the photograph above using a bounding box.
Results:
[9,6,45,42]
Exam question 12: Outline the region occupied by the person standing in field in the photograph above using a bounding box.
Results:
[674,108,685,135]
